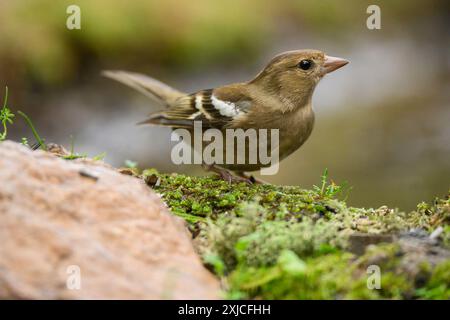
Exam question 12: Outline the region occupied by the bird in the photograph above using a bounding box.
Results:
[103,49,348,183]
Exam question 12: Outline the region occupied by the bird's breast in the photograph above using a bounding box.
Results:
[277,106,315,160]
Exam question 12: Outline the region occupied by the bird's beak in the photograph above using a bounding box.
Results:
[323,55,349,74]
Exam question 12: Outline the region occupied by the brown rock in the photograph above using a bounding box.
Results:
[0,141,220,299]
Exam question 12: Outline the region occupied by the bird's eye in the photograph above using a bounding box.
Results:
[298,60,313,70]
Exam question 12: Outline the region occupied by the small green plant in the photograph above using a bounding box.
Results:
[124,159,138,169]
[62,135,86,160]
[0,87,15,141]
[92,152,106,161]
[1,86,104,161]
[0,87,48,150]
[313,168,350,199]
[17,110,47,151]
[21,137,29,147]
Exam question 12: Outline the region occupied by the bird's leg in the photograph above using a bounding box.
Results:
[202,164,252,184]
[235,171,269,184]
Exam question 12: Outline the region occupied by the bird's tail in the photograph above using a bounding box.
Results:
[102,70,185,108]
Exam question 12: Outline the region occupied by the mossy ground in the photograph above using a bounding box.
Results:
[139,169,450,299]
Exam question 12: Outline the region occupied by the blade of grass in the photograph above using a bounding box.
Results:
[17,111,47,151]
[2,86,8,109]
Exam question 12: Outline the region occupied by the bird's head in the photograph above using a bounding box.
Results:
[250,49,349,109]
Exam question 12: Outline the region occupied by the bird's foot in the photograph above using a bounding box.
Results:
[202,164,252,184]
[235,172,268,184]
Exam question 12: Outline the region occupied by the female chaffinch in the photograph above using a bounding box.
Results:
[104,50,348,183]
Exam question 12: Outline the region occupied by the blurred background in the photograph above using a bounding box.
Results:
[1,0,449,211]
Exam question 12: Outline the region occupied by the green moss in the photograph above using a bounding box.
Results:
[199,201,346,269]
[228,251,356,299]
[151,172,352,224]
[415,260,450,299]
[150,172,449,235]
[142,171,449,300]
[227,247,414,300]
[227,243,448,300]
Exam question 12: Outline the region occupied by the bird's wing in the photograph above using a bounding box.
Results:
[102,70,185,107]
[139,86,253,129]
